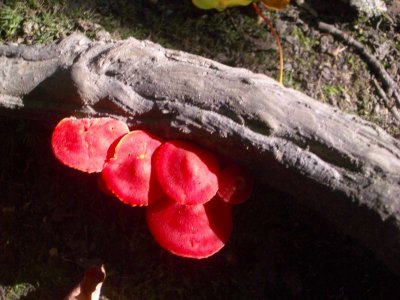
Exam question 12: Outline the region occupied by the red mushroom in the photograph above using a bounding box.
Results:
[97,176,114,196]
[146,197,232,259]
[51,117,129,173]
[217,164,254,205]
[101,130,163,206]
[154,140,220,205]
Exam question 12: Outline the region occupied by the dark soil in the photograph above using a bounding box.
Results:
[1,118,400,299]
[1,0,400,299]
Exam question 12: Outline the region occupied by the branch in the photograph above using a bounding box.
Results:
[295,2,399,120]
[1,34,400,273]
[317,21,400,112]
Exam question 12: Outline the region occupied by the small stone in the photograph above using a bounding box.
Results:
[95,30,112,41]
[319,36,331,53]
[22,21,34,36]
[343,0,387,18]
[321,67,332,81]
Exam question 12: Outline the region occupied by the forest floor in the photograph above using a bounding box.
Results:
[1,0,400,299]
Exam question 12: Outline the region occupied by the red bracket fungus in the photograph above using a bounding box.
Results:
[217,164,254,205]
[154,140,220,205]
[146,197,233,259]
[97,176,114,196]
[101,130,164,206]
[51,117,254,259]
[51,117,129,173]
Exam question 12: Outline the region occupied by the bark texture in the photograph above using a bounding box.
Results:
[1,34,400,272]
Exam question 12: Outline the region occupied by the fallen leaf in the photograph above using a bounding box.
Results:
[261,0,290,10]
[64,265,106,300]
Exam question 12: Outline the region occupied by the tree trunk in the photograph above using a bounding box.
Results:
[1,33,400,273]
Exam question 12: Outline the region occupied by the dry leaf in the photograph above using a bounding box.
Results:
[64,265,106,300]
[261,0,290,10]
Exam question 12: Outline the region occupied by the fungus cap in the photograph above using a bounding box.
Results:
[217,164,254,205]
[155,140,220,205]
[146,198,232,259]
[102,130,163,206]
[51,117,129,173]
[97,176,114,196]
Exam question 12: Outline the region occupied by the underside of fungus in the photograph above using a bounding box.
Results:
[51,117,253,259]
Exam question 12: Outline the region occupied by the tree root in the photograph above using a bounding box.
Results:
[1,34,400,273]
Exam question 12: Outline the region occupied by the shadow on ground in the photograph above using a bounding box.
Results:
[0,118,399,299]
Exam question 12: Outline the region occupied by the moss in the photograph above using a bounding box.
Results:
[291,26,317,51]
[1,283,36,300]
[0,0,93,43]
[283,70,302,90]
[322,84,344,97]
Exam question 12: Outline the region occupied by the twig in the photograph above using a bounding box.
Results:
[317,21,400,99]
[317,21,400,108]
[295,1,400,119]
[372,78,400,122]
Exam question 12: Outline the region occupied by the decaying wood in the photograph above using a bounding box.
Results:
[1,34,400,273]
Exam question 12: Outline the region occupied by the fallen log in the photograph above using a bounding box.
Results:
[1,33,400,273]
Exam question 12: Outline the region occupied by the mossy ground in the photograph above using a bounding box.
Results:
[1,0,400,299]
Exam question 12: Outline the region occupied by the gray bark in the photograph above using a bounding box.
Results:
[1,34,400,273]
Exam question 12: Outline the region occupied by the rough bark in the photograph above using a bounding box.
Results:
[1,34,400,272]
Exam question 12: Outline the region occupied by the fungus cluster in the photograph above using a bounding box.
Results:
[51,117,254,259]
